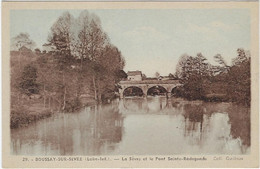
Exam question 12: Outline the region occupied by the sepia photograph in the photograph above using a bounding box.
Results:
[2,1,259,168]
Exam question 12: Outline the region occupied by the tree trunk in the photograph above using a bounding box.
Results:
[43,84,46,108]
[62,86,66,110]
[62,70,66,110]
[48,97,51,108]
[17,92,20,105]
[97,79,102,104]
[92,75,98,102]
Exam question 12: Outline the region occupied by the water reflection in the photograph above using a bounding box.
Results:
[122,97,168,113]
[11,103,124,155]
[183,104,204,145]
[11,97,250,155]
[227,105,250,153]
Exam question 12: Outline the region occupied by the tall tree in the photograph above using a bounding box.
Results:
[175,54,193,80]
[19,64,39,96]
[11,33,36,72]
[232,48,250,66]
[11,33,36,51]
[227,49,251,106]
[48,11,76,110]
[49,11,75,56]
[47,10,125,105]
[175,53,209,100]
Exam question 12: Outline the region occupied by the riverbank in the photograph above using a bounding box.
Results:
[172,94,240,106]
[173,83,249,107]
[10,96,98,129]
[10,107,52,129]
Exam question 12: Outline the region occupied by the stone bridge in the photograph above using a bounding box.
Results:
[118,79,182,98]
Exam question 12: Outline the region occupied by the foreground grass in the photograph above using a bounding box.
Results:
[10,99,53,129]
[11,109,52,129]
[10,96,98,129]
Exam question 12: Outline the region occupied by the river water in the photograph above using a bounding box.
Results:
[11,97,250,155]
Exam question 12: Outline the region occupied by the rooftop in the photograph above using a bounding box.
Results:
[127,71,142,76]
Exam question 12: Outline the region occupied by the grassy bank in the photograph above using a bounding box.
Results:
[10,107,52,129]
[10,95,99,129]
[10,96,55,129]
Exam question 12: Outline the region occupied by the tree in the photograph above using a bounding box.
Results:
[35,48,41,54]
[19,64,39,96]
[168,73,174,79]
[175,54,189,78]
[142,73,147,80]
[48,11,75,56]
[175,53,210,100]
[213,54,230,74]
[214,54,228,67]
[194,53,208,76]
[75,10,91,61]
[227,49,251,106]
[232,48,250,66]
[70,10,110,103]
[11,33,36,72]
[47,10,125,106]
[48,12,78,110]
[116,70,127,80]
[11,33,36,51]
[155,72,160,78]
[174,49,251,105]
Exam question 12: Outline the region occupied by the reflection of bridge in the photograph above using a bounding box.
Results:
[118,80,182,98]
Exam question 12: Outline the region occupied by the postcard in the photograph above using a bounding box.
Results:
[2,1,259,168]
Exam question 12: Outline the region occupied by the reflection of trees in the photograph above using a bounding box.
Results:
[11,104,124,155]
[227,105,250,147]
[95,106,123,143]
[80,105,124,155]
[183,104,205,143]
[181,102,250,152]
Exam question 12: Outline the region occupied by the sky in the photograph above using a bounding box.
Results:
[10,9,250,77]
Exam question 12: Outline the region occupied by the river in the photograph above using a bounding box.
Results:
[11,97,250,155]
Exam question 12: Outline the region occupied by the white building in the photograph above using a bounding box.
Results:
[127,71,142,81]
[42,43,56,53]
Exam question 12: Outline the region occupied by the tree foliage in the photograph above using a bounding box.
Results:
[11,33,36,51]
[11,10,126,113]
[155,72,160,78]
[47,10,125,108]
[19,64,39,95]
[175,49,251,106]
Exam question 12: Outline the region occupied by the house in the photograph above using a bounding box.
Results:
[127,71,142,81]
[42,43,56,53]
[19,46,32,53]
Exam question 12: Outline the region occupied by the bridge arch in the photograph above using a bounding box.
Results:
[147,85,167,96]
[123,86,144,97]
[118,79,182,99]
[171,86,181,97]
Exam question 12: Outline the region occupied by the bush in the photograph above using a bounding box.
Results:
[64,97,82,112]
[19,64,39,96]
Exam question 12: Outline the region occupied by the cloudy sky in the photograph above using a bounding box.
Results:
[10,9,250,77]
